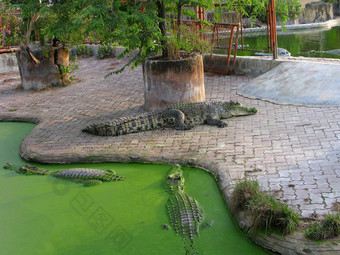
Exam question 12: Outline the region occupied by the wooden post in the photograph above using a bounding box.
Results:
[270,0,278,59]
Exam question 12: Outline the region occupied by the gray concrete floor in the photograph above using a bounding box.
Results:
[239,61,340,106]
[0,56,339,220]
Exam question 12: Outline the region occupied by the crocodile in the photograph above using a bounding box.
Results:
[52,168,124,186]
[165,164,213,255]
[3,163,124,186]
[82,101,257,136]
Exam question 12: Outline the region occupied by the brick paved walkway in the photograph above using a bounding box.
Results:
[0,56,339,219]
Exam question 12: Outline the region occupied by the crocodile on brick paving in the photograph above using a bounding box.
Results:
[3,163,124,186]
[163,164,214,255]
[82,101,257,136]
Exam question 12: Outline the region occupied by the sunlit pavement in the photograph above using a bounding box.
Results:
[0,56,339,219]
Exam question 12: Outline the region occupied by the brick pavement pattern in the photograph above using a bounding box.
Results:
[0,56,339,219]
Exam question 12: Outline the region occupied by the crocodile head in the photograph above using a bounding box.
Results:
[167,164,185,192]
[221,101,257,118]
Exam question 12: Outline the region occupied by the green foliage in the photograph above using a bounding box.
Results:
[275,0,302,24]
[59,56,79,85]
[215,0,301,24]
[41,45,51,58]
[2,0,302,70]
[4,0,89,46]
[250,192,300,235]
[305,214,340,240]
[232,179,300,235]
[75,45,94,57]
[0,6,24,46]
[96,44,113,59]
[167,24,213,59]
[39,1,87,45]
[232,178,261,211]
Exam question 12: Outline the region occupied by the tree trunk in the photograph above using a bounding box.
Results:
[157,0,168,58]
[16,46,70,90]
[177,3,183,41]
[143,53,205,111]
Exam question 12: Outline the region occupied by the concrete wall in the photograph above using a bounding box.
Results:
[0,53,19,74]
[203,54,283,77]
[299,0,321,8]
[300,1,333,24]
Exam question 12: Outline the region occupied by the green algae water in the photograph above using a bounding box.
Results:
[0,122,267,255]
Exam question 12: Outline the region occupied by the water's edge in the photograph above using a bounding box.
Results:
[2,118,339,254]
[0,121,268,254]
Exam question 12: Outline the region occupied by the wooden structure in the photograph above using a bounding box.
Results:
[182,1,278,74]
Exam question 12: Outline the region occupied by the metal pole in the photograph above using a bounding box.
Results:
[239,10,244,51]
[208,24,217,70]
[270,0,278,59]
[226,26,235,74]
[266,5,271,53]
[232,25,239,73]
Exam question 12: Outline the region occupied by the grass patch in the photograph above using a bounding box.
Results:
[231,179,300,235]
[305,214,340,241]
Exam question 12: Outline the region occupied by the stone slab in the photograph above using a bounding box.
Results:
[239,61,340,106]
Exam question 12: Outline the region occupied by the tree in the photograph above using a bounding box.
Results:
[71,0,301,74]
[3,0,302,70]
[2,0,87,89]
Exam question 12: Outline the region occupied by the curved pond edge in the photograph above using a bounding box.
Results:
[243,18,340,35]
[204,52,340,77]
[1,116,339,255]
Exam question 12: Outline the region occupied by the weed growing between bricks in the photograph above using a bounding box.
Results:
[305,213,340,241]
[231,179,300,235]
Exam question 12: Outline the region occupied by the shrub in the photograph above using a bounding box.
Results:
[231,178,261,211]
[75,45,94,57]
[96,44,113,59]
[305,214,340,240]
[0,10,24,46]
[232,179,300,235]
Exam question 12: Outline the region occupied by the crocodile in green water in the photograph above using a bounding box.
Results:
[164,164,213,255]
[3,163,124,186]
[82,101,257,136]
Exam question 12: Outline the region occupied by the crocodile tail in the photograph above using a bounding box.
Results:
[182,236,198,255]
[82,112,164,136]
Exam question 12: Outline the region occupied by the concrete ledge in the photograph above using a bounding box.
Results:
[204,54,284,76]
[243,17,340,35]
[204,54,340,77]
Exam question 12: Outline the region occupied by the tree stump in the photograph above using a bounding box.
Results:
[16,46,69,90]
[143,53,205,111]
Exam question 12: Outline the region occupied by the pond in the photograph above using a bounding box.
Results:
[0,122,267,255]
[228,25,340,59]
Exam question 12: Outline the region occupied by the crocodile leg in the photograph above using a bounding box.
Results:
[162,109,194,130]
[206,114,228,128]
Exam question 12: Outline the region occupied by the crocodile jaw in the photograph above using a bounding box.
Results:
[229,105,257,117]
